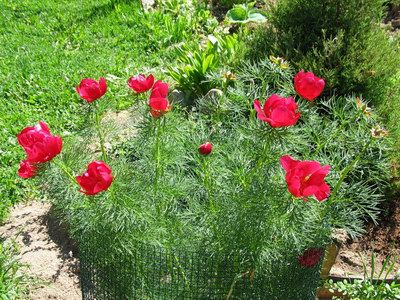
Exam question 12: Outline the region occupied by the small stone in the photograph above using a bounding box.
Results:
[141,0,155,10]
[205,88,223,99]
[331,228,349,245]
[170,89,185,104]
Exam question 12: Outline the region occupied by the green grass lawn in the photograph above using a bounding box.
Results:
[0,0,198,221]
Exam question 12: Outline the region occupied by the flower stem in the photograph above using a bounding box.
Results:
[320,137,373,224]
[154,118,162,190]
[94,102,107,163]
[202,157,215,213]
[315,111,361,155]
[329,138,372,201]
[53,160,77,186]
[244,139,270,190]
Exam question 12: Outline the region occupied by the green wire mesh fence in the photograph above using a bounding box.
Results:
[80,238,323,300]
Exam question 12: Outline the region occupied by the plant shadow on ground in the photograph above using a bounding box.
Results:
[0,202,81,299]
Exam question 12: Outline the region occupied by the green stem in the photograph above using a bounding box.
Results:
[320,137,373,224]
[315,111,361,155]
[202,157,215,213]
[154,118,163,192]
[244,139,270,190]
[53,160,77,186]
[330,138,372,201]
[94,102,107,163]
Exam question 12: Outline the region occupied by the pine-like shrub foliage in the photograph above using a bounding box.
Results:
[247,0,400,107]
[36,59,390,298]
[40,59,389,248]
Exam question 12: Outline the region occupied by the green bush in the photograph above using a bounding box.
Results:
[18,57,388,298]
[247,0,400,106]
[40,59,390,252]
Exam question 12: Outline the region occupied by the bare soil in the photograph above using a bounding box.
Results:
[384,3,400,31]
[0,201,81,300]
[331,198,400,278]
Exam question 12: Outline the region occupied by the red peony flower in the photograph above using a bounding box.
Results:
[198,142,213,155]
[17,121,62,163]
[127,74,154,93]
[76,77,107,102]
[280,155,330,201]
[294,70,325,101]
[149,97,171,118]
[18,160,37,179]
[298,248,324,268]
[254,94,300,128]
[76,161,113,196]
[150,80,169,99]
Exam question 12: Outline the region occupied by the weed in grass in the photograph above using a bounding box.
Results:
[0,239,30,298]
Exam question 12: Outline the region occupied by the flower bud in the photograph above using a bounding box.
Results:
[198,142,213,155]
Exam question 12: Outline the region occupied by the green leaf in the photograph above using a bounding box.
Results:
[247,1,256,10]
[247,10,267,23]
[227,6,247,23]
[202,54,214,74]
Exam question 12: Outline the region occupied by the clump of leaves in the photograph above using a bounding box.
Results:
[326,254,400,300]
[167,33,241,103]
[0,239,30,298]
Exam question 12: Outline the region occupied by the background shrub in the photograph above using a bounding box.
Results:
[247,0,399,103]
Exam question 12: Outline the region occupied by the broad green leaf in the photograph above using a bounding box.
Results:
[202,54,214,74]
[248,10,267,23]
[227,6,247,23]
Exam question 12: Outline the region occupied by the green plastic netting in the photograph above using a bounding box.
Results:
[80,238,323,300]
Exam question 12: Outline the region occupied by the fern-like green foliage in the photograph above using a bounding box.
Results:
[35,58,391,298]
[40,59,390,254]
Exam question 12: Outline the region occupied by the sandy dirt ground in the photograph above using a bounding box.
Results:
[0,201,81,300]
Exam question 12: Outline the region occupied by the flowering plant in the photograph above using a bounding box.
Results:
[18,61,390,298]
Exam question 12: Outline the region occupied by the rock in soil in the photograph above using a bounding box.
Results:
[0,201,81,300]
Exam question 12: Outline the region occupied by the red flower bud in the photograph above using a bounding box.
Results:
[294,70,325,101]
[76,161,113,196]
[198,142,213,155]
[76,77,107,102]
[298,248,324,268]
[17,121,62,163]
[254,94,300,128]
[127,74,154,93]
[150,80,169,99]
[18,160,37,179]
[280,155,330,201]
